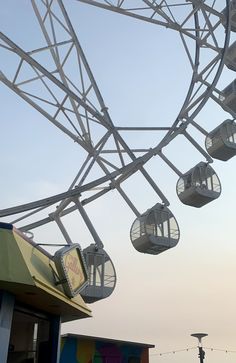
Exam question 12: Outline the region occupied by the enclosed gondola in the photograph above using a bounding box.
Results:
[176,162,221,207]
[80,244,116,304]
[205,119,236,160]
[222,1,236,32]
[221,79,236,113]
[130,204,180,255]
[225,41,236,71]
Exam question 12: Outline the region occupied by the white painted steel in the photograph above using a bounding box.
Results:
[0,1,234,267]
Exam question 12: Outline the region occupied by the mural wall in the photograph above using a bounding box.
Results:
[60,336,150,363]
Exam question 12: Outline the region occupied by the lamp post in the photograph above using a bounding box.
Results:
[191,333,208,363]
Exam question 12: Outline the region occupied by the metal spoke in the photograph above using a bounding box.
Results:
[0,0,232,258]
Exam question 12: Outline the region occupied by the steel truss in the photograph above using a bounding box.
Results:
[0,0,232,250]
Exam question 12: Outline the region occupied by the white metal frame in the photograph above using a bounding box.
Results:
[0,0,232,251]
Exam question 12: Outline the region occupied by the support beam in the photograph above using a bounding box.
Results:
[49,315,61,363]
[0,291,15,363]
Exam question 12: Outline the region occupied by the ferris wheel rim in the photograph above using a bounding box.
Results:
[153,0,231,153]
[0,0,232,234]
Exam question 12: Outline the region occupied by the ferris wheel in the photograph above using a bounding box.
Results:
[0,0,235,303]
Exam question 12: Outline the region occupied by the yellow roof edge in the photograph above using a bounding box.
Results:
[33,275,92,315]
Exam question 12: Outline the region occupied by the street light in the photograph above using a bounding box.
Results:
[191,333,208,363]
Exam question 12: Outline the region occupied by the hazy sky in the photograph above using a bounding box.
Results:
[1,2,236,363]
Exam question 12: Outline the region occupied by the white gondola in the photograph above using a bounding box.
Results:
[130,204,180,255]
[80,244,116,303]
[225,41,236,71]
[205,120,236,161]
[176,162,221,208]
[222,1,236,32]
[221,79,236,113]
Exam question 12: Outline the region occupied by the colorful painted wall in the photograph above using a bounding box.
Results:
[60,336,151,363]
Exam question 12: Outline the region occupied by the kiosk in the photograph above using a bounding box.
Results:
[0,222,91,363]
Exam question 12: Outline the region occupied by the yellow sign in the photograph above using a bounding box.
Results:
[62,248,86,291]
[54,244,88,298]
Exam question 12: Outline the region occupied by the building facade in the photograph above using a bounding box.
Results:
[60,334,154,363]
[0,222,91,363]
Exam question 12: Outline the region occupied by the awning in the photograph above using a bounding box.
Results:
[0,223,92,322]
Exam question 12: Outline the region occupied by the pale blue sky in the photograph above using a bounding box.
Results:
[1,2,236,363]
